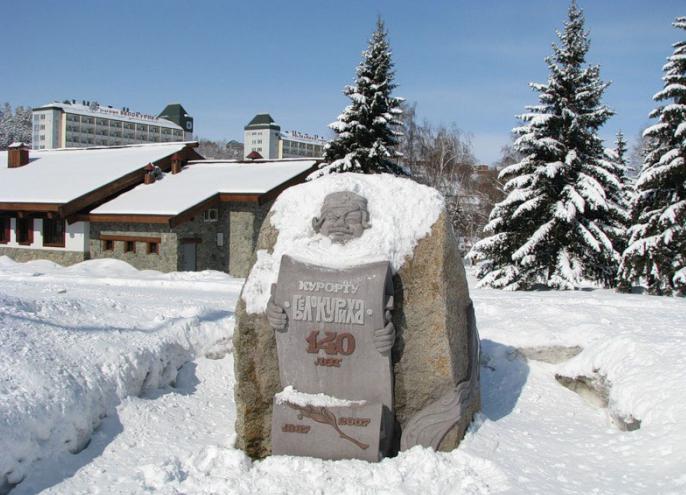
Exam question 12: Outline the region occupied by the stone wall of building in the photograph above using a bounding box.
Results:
[0,246,87,266]
[89,223,178,272]
[226,201,271,278]
[88,202,271,275]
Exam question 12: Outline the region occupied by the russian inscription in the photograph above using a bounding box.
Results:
[269,254,395,461]
[291,295,365,325]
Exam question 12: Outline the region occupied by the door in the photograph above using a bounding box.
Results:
[180,242,197,271]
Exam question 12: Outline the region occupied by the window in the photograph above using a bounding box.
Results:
[124,240,136,253]
[43,219,65,247]
[0,217,9,244]
[147,241,159,255]
[103,239,114,251]
[16,218,33,245]
[203,208,218,223]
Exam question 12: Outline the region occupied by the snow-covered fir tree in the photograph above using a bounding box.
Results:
[619,17,686,296]
[611,131,630,182]
[0,103,32,150]
[469,1,624,290]
[601,130,633,252]
[314,18,404,177]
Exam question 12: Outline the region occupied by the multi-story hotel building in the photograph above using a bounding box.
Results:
[280,130,327,159]
[31,100,193,150]
[243,113,327,159]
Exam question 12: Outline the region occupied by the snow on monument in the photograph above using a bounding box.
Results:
[233,173,480,461]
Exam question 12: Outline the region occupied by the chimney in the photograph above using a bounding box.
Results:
[8,142,29,168]
[144,163,156,184]
[171,153,183,174]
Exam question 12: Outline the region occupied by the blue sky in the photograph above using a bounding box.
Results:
[1,0,683,163]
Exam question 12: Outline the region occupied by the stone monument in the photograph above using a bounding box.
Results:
[268,192,395,460]
[233,177,480,461]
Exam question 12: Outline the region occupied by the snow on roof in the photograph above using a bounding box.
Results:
[34,102,183,130]
[0,142,193,204]
[91,159,317,216]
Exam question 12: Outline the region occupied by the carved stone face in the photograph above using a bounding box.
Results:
[312,191,371,244]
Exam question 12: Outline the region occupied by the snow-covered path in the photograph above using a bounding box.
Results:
[2,259,685,494]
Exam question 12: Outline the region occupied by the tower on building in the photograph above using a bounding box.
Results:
[158,103,194,140]
[243,114,281,159]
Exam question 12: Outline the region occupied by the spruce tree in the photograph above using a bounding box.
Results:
[601,130,633,253]
[612,131,630,182]
[314,18,404,176]
[469,2,622,290]
[619,17,686,296]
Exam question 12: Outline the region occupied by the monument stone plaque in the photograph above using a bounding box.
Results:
[271,398,383,462]
[234,184,481,460]
[269,254,395,461]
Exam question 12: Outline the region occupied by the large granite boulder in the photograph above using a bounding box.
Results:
[233,174,480,459]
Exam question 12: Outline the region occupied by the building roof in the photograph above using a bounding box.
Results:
[90,159,318,221]
[158,103,192,129]
[244,113,281,131]
[33,101,183,130]
[246,150,263,160]
[0,142,196,207]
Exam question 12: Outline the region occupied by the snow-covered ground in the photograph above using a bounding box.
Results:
[1,257,685,494]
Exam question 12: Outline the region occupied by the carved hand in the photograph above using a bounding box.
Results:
[373,310,395,354]
[267,296,288,331]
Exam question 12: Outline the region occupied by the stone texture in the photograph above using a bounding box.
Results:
[88,201,270,276]
[392,211,480,452]
[0,246,87,266]
[555,371,641,432]
[228,201,271,277]
[271,401,383,462]
[233,211,282,458]
[271,255,395,458]
[89,223,179,272]
[233,209,480,459]
[516,345,583,364]
[233,294,281,458]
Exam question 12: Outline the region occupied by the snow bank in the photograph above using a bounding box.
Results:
[242,173,444,313]
[556,332,686,432]
[0,259,238,490]
[28,357,509,495]
[0,256,235,293]
[5,266,686,494]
